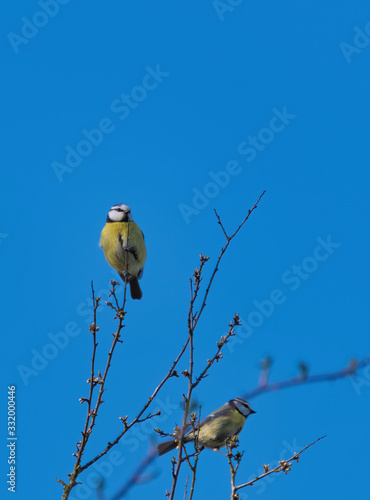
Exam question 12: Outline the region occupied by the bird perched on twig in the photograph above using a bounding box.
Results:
[100,203,146,300]
[157,398,256,456]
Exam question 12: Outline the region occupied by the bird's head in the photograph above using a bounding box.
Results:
[107,203,133,223]
[229,398,256,418]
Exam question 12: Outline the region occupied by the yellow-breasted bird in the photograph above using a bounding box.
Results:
[157,398,255,456]
[100,203,147,300]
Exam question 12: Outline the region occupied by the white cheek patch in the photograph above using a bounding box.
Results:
[109,210,124,222]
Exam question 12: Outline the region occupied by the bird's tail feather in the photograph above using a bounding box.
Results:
[129,277,142,300]
[157,440,178,456]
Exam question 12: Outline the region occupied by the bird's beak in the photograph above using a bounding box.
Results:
[250,409,256,414]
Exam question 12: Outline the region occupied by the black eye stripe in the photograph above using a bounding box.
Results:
[233,398,251,411]
[113,208,130,213]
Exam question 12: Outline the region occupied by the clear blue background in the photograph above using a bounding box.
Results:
[1,1,370,499]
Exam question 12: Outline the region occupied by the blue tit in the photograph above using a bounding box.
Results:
[157,398,255,456]
[100,203,147,300]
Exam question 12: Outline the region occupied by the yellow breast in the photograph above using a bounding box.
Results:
[100,221,146,278]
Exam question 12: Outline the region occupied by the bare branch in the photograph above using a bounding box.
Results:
[59,281,128,500]
[243,357,370,401]
[214,209,229,239]
[193,191,266,330]
[226,437,243,497]
[168,192,266,499]
[80,334,191,471]
[177,409,202,500]
[193,314,241,389]
[232,435,326,496]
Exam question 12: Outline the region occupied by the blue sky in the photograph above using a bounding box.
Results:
[1,1,370,499]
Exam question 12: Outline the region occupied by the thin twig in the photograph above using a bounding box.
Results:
[214,209,229,239]
[83,282,100,451]
[188,408,201,500]
[168,192,266,499]
[226,439,239,497]
[59,281,127,500]
[81,410,158,472]
[193,191,266,329]
[242,357,370,401]
[86,283,128,438]
[193,314,241,390]
[183,476,189,500]
[232,435,326,496]
[169,270,199,499]
[80,335,191,471]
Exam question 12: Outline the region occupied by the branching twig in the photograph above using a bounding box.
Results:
[80,337,191,469]
[183,476,189,500]
[168,192,266,499]
[230,435,326,498]
[192,191,266,329]
[193,314,241,389]
[59,281,128,500]
[226,437,244,498]
[187,409,201,500]
[242,357,370,401]
[178,409,202,500]
[62,299,192,491]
